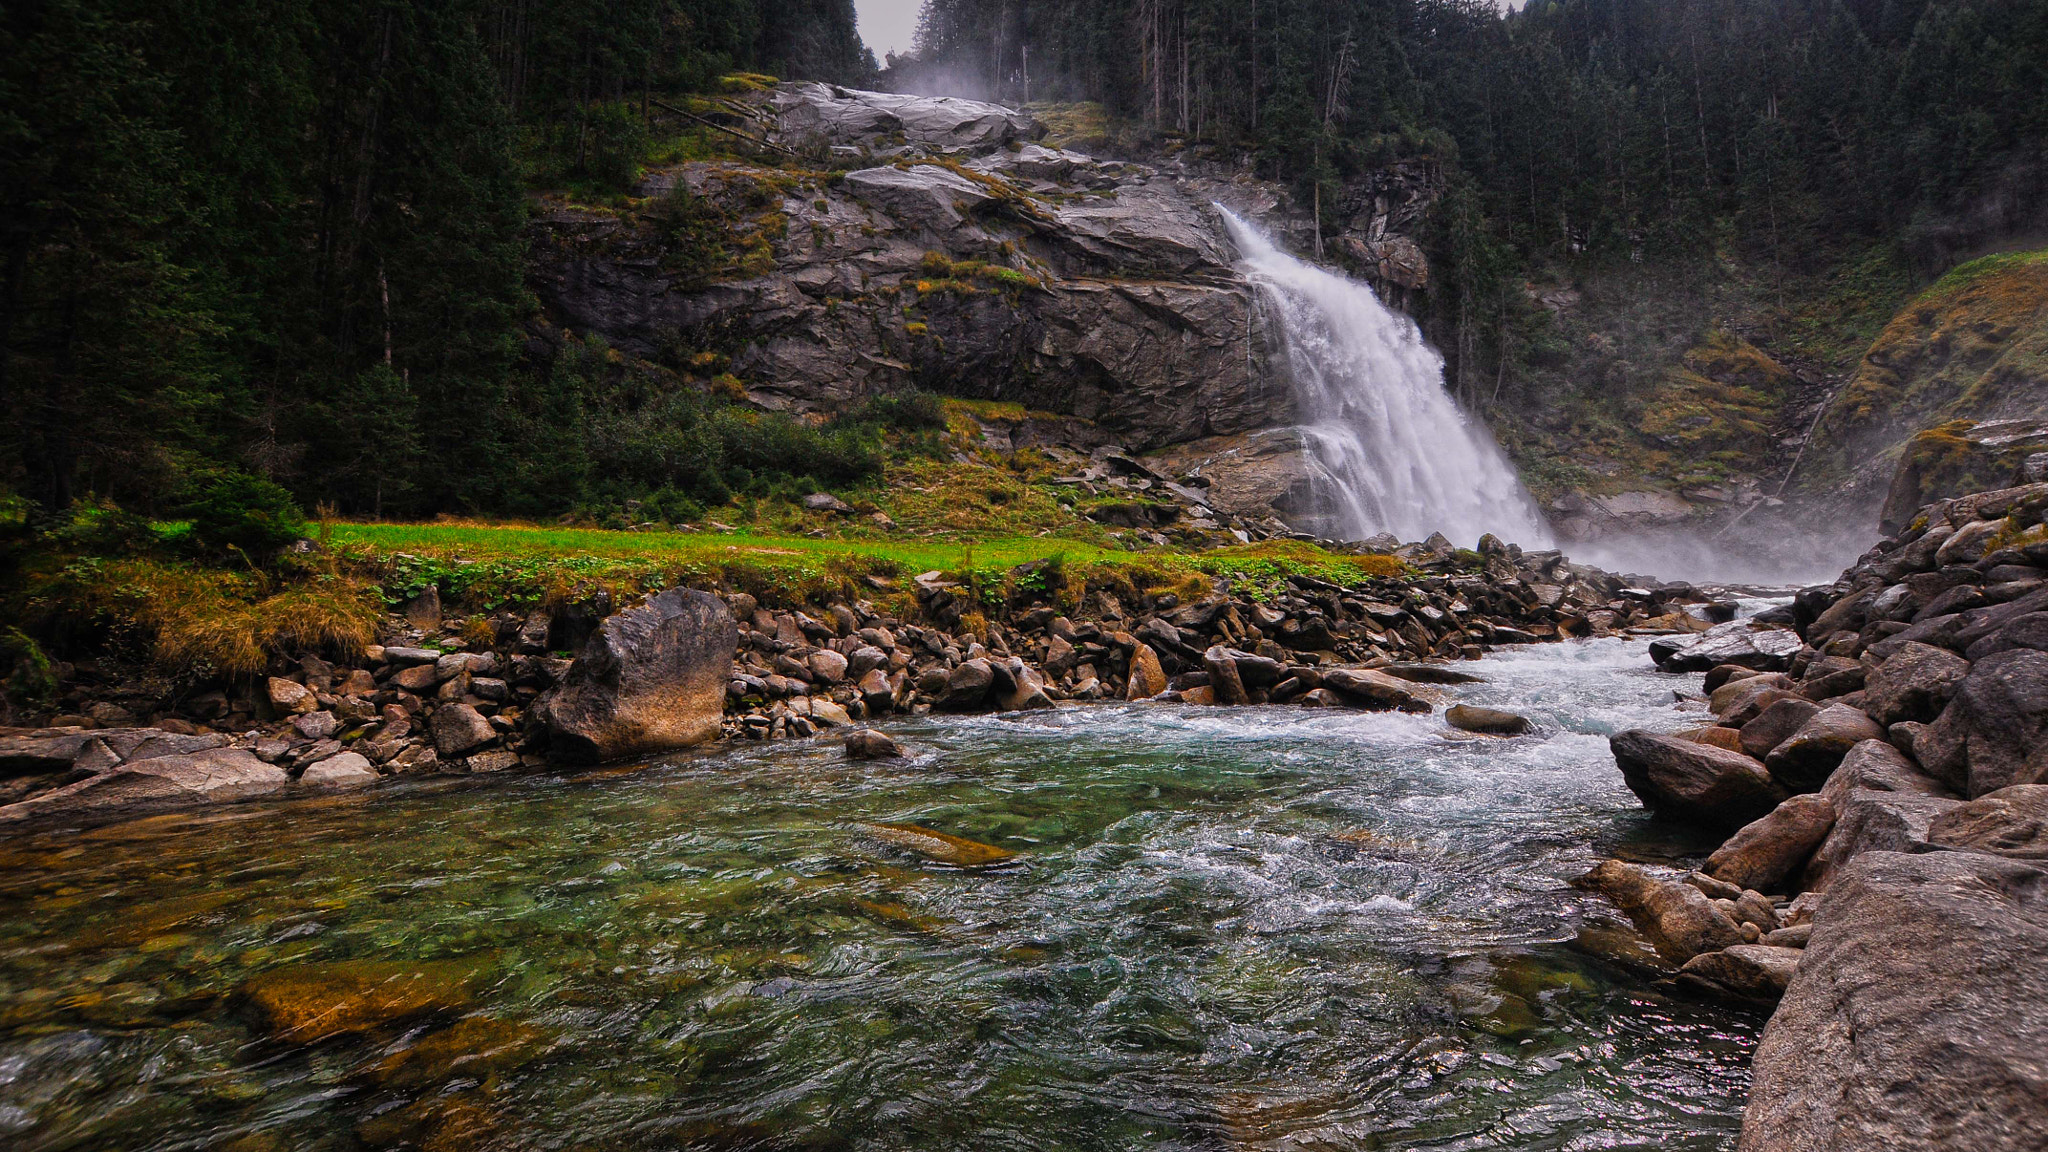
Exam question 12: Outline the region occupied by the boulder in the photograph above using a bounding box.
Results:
[1650,621,1803,673]
[1321,668,1432,713]
[537,589,738,764]
[1863,641,1972,725]
[1739,851,2048,1152]
[1819,739,1955,806]
[991,658,1055,711]
[942,658,996,710]
[1739,697,1821,760]
[1710,672,1793,720]
[1765,704,1885,793]
[267,677,316,715]
[1801,788,1965,892]
[299,752,379,787]
[429,703,496,757]
[841,164,993,229]
[1125,643,1169,700]
[1705,794,1838,893]
[1677,945,1803,1006]
[1203,645,1249,706]
[844,730,905,761]
[801,492,854,515]
[1444,705,1532,736]
[1916,648,2048,797]
[1383,664,1486,685]
[1927,784,2048,859]
[807,649,850,684]
[1679,725,1749,753]
[0,746,288,823]
[1579,859,1747,964]
[1610,730,1788,830]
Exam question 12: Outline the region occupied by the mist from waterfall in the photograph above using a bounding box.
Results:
[1221,208,1554,550]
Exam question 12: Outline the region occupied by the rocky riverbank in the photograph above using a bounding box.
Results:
[1,534,1749,827]
[1585,477,2048,1150]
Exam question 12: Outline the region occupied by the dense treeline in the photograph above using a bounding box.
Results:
[0,0,871,522]
[901,0,2047,386]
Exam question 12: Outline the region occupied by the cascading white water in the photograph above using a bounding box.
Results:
[1221,208,1554,549]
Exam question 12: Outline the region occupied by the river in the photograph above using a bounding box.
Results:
[0,634,1757,1150]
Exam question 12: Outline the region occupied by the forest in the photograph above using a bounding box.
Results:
[3,0,2043,525]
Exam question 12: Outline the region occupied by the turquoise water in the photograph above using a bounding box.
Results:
[0,636,1752,1150]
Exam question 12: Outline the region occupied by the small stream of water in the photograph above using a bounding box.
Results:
[0,636,1753,1150]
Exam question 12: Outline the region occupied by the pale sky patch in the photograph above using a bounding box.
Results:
[856,0,924,62]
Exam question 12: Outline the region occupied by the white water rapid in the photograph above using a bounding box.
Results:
[1221,208,1554,549]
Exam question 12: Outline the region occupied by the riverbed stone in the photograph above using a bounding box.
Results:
[1915,648,2048,797]
[844,730,904,760]
[1863,641,1971,726]
[1819,739,1953,806]
[942,658,995,710]
[1203,645,1249,706]
[1926,784,2048,859]
[1706,794,1837,893]
[266,677,315,715]
[1678,725,1748,753]
[1610,730,1788,830]
[1739,850,2048,1152]
[241,959,480,1044]
[1765,704,1885,793]
[1125,642,1169,699]
[1321,668,1432,713]
[1651,621,1803,673]
[1739,697,1820,760]
[1801,788,1965,892]
[430,703,495,757]
[538,588,738,764]
[299,752,378,787]
[1580,859,1747,964]
[1445,705,1532,735]
[1677,944,1803,1006]
[0,746,288,823]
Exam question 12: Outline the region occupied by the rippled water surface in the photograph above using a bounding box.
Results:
[0,636,1755,1150]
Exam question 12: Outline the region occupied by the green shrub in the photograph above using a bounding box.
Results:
[183,472,306,556]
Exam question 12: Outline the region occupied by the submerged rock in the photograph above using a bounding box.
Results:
[538,589,738,764]
[241,960,479,1043]
[854,822,1018,868]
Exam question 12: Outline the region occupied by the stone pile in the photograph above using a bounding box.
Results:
[1588,478,2048,1151]
[717,538,1720,738]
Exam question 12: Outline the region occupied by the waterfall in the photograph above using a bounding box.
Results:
[1220,208,1554,549]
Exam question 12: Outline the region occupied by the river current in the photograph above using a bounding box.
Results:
[0,635,1754,1150]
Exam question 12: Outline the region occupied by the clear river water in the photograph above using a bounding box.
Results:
[0,635,1756,1151]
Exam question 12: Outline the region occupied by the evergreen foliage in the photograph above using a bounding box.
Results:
[0,0,872,522]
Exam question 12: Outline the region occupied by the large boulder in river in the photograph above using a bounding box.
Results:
[1915,648,2048,797]
[1706,794,1837,893]
[1677,944,1803,1006]
[1650,620,1803,673]
[1321,668,1432,713]
[1610,730,1788,829]
[1738,850,2048,1152]
[538,589,738,764]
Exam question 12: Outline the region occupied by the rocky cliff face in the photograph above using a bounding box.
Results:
[526,83,1443,534]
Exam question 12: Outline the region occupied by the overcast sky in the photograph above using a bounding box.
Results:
[856,0,923,61]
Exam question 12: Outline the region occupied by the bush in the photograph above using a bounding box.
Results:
[183,472,306,557]
[845,390,947,431]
